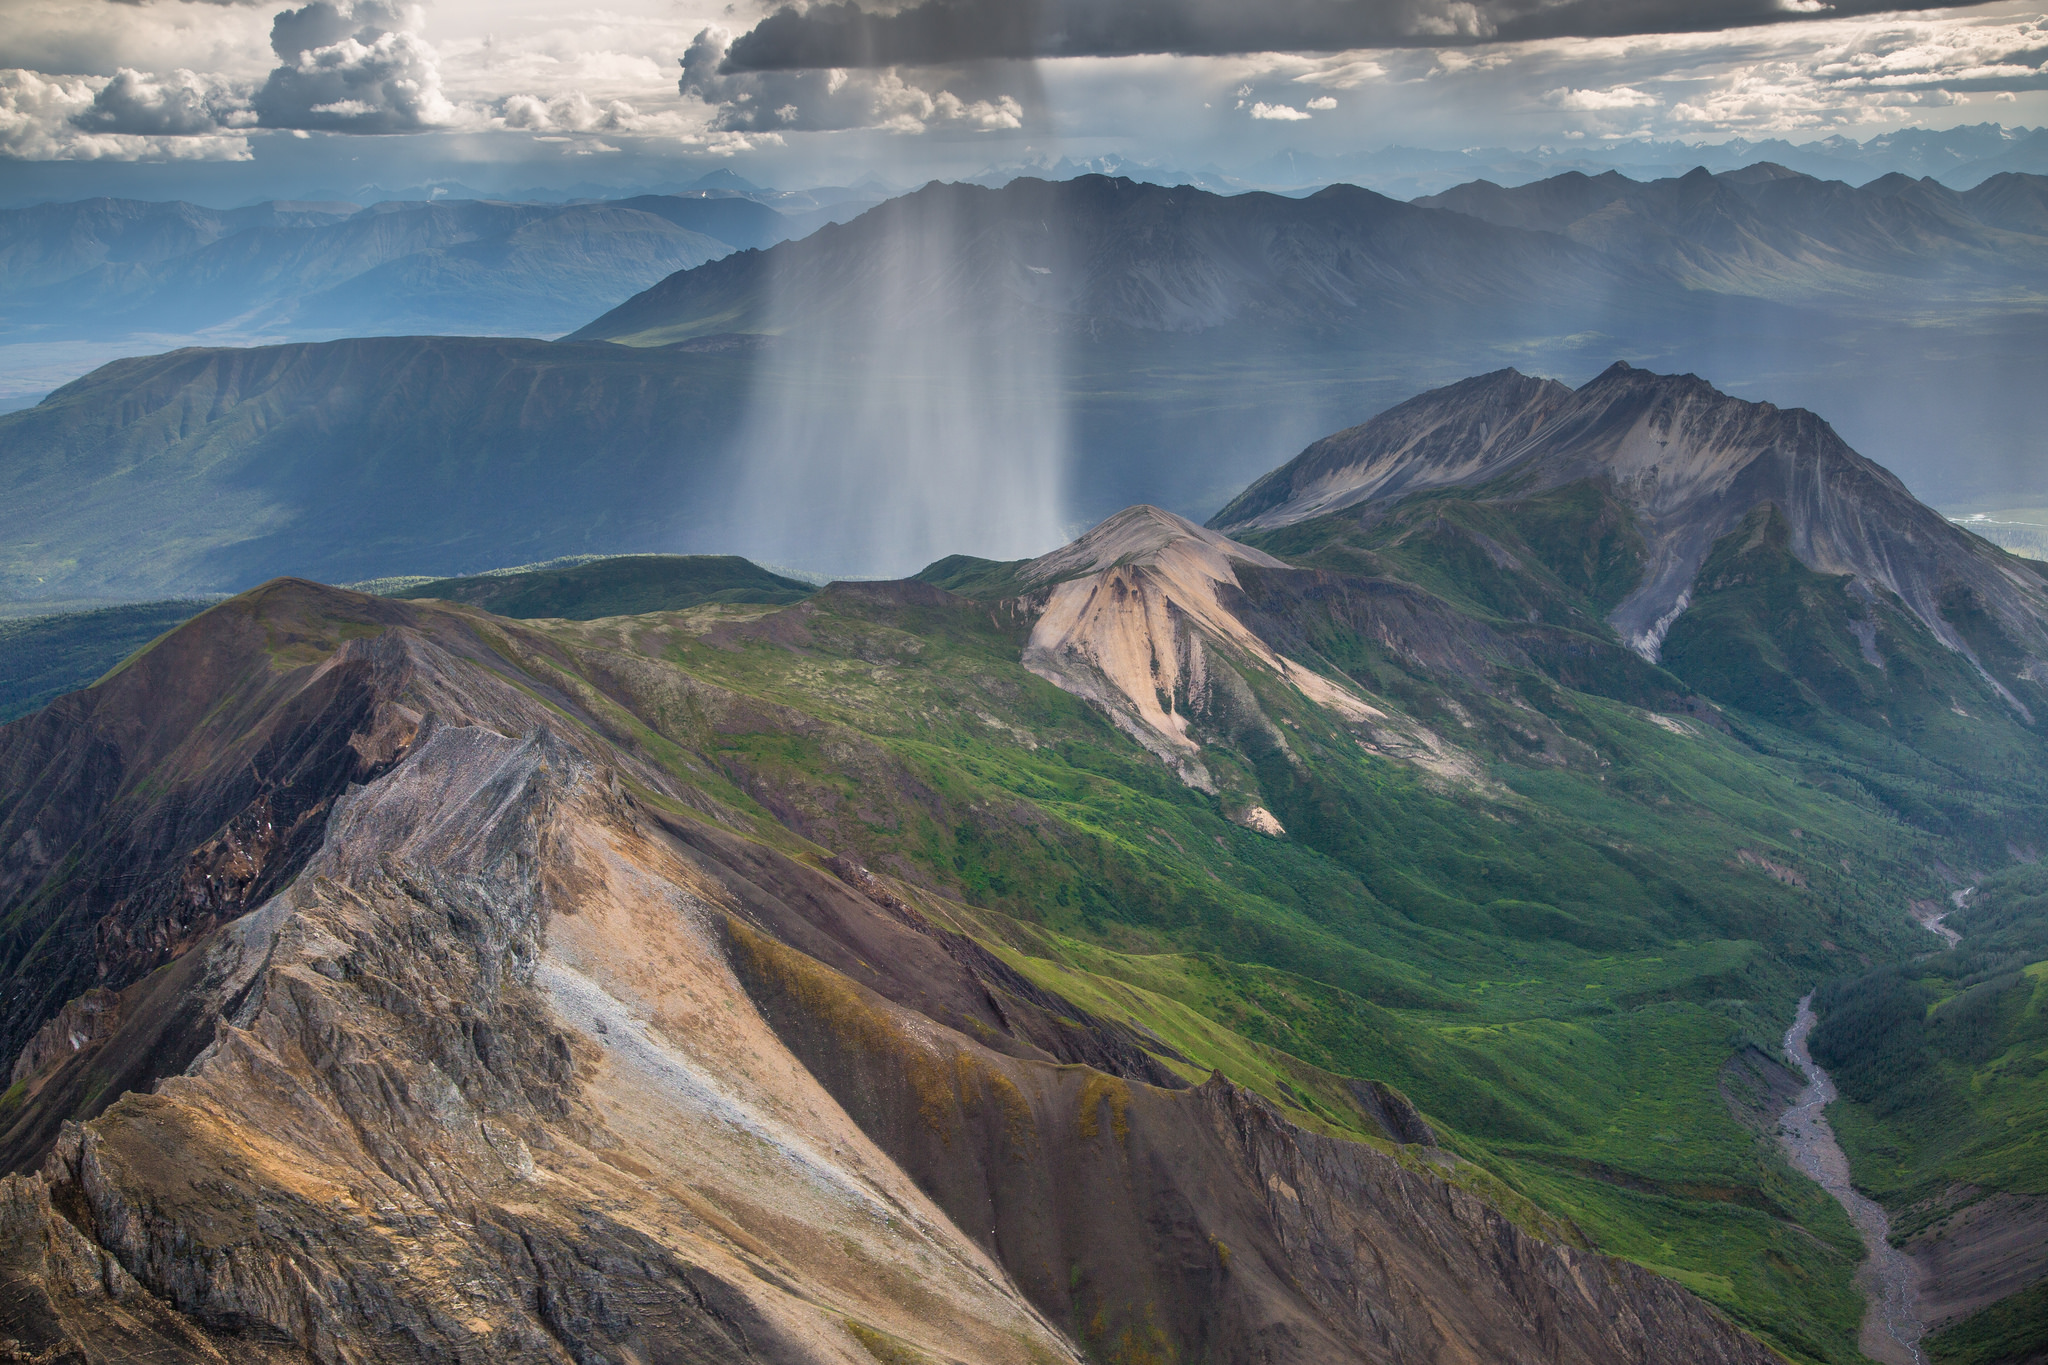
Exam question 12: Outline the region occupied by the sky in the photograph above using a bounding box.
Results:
[1,0,2045,196]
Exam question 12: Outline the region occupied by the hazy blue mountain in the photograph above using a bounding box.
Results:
[5,170,2047,599]
[0,198,361,291]
[1236,123,2047,197]
[0,336,764,602]
[0,194,795,342]
[571,174,1667,343]
[1415,165,2048,300]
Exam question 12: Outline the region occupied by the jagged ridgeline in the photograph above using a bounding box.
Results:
[0,363,2044,1362]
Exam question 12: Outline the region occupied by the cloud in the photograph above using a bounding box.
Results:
[709,0,2000,73]
[679,26,1025,132]
[252,0,461,131]
[1250,101,1312,119]
[0,69,251,159]
[1809,14,2048,92]
[1656,14,2048,130]
[1306,94,1339,108]
[73,67,255,135]
[487,88,773,151]
[1293,57,1388,86]
[498,91,666,133]
[1547,84,1659,108]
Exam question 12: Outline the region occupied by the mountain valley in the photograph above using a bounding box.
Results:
[2,358,2045,1361]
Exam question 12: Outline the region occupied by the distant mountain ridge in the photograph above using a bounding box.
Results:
[1230,123,2048,197]
[1215,363,2048,710]
[571,173,1661,344]
[5,165,2048,599]
[578,166,2048,347]
[1416,165,2048,299]
[0,194,799,340]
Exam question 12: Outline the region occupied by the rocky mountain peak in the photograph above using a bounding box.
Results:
[1022,504,1284,588]
[1214,363,2048,700]
[1210,368,1573,531]
[1019,505,1416,807]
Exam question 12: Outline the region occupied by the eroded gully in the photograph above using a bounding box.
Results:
[1779,994,1926,1365]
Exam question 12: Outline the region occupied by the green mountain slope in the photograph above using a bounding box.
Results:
[1,565,1925,1360]
[0,600,211,722]
[0,337,759,602]
[0,577,1805,1364]
[388,554,813,619]
[1809,870,2048,1362]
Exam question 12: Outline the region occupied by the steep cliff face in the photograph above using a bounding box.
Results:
[0,582,1787,1364]
[1213,363,2048,707]
[0,588,425,1080]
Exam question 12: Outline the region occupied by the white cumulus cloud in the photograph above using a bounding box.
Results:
[253,0,460,132]
[73,67,256,136]
[0,69,252,160]
[1249,100,1311,119]
[1547,84,1659,110]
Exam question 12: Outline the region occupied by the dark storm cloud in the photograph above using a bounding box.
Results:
[716,0,2000,71]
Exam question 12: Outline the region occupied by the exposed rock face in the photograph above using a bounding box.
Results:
[0,581,1787,1363]
[1213,362,2048,698]
[0,589,424,1074]
[1900,1187,2048,1330]
[1015,506,1495,803]
[6,676,1076,1363]
[1214,370,1573,531]
[1018,506,1300,787]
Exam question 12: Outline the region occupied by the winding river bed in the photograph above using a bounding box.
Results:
[1780,993,1926,1365]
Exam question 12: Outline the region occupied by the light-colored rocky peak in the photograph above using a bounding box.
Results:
[1022,504,1286,586]
[1528,362,1803,517]
[1021,507,1404,809]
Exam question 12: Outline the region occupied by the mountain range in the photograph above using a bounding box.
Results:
[3,164,2047,601]
[0,193,804,342]
[1415,165,2048,301]
[3,354,2046,1361]
[569,164,2048,346]
[1233,124,2048,199]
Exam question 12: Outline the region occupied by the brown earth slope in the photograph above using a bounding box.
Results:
[0,580,1784,1363]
